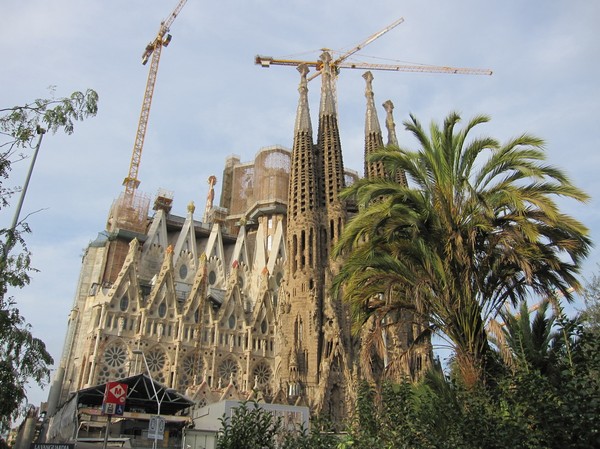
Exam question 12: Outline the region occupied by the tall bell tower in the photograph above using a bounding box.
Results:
[276,54,354,420]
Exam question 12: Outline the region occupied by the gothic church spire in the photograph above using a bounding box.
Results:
[383,100,408,186]
[288,64,318,221]
[317,51,346,226]
[363,71,385,179]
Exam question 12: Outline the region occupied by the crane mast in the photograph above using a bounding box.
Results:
[123,0,188,201]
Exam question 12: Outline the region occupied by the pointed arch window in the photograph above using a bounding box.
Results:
[208,270,217,285]
[294,316,303,344]
[158,301,167,318]
[119,295,129,312]
[260,317,268,334]
[179,264,188,280]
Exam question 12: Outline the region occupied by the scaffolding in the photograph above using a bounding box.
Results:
[228,146,290,217]
[111,191,151,234]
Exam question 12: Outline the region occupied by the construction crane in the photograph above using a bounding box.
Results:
[312,16,404,80]
[256,16,405,80]
[255,17,492,78]
[123,0,188,201]
[256,55,493,76]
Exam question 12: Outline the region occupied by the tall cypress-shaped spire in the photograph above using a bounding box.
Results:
[383,100,408,186]
[278,63,325,408]
[312,51,352,421]
[363,71,386,179]
[318,52,337,118]
[383,100,398,147]
[317,51,346,250]
[288,64,318,220]
[294,65,313,136]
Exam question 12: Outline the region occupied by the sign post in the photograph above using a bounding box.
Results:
[101,382,128,449]
[148,416,166,440]
[102,382,128,415]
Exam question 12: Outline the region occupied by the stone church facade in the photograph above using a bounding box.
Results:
[46,53,432,422]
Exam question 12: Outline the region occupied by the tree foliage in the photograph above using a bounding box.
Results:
[330,111,596,447]
[0,88,99,149]
[346,309,599,449]
[582,266,600,330]
[0,88,98,211]
[0,89,98,432]
[333,112,591,386]
[216,401,281,449]
[216,401,338,449]
[488,299,561,375]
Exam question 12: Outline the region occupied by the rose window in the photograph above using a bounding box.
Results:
[178,373,189,388]
[252,362,272,387]
[97,365,111,385]
[183,355,203,377]
[179,355,204,388]
[104,345,126,368]
[146,349,166,373]
[218,359,239,385]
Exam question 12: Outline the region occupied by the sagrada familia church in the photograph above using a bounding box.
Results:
[45,53,432,424]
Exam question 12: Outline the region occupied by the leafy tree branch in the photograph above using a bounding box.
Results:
[0,88,98,432]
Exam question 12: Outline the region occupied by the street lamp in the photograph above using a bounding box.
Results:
[132,349,172,449]
[2,127,45,261]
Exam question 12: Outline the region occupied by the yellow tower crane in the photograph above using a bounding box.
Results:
[255,17,492,78]
[103,0,187,284]
[123,0,188,202]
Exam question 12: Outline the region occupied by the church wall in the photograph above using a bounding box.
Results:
[55,198,284,408]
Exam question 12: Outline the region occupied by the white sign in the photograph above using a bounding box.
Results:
[148,416,165,440]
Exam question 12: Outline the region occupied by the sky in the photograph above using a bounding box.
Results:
[1,0,599,408]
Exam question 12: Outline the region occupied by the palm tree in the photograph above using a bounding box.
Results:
[333,112,591,386]
[488,299,559,375]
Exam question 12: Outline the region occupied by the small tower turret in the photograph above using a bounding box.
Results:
[383,100,408,186]
[363,71,386,179]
